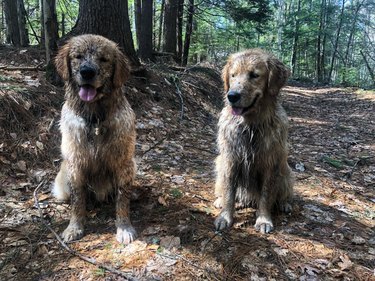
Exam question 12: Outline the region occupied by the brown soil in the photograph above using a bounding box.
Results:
[0,47,374,281]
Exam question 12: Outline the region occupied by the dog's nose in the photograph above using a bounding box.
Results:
[227,90,241,103]
[80,65,96,80]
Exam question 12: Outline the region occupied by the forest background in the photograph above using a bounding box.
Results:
[1,0,375,88]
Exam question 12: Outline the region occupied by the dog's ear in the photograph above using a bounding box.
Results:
[113,49,130,88]
[267,57,290,96]
[222,58,232,93]
[54,42,71,81]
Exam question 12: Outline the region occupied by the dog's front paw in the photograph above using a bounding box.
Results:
[213,197,223,209]
[254,216,273,234]
[116,224,137,244]
[62,222,84,242]
[214,211,233,231]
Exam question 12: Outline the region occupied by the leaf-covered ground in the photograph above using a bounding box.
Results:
[0,47,374,280]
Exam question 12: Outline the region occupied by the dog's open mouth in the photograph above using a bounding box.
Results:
[231,94,259,116]
[79,85,97,102]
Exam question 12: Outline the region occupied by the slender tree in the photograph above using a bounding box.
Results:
[163,0,178,55]
[182,0,194,66]
[17,0,29,46]
[43,0,58,63]
[138,0,153,61]
[176,0,184,63]
[4,0,21,46]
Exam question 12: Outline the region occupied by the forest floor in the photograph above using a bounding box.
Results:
[0,46,374,281]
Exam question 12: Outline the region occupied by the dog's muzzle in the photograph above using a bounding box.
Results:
[79,65,97,81]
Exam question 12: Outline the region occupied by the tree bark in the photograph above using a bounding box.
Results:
[134,0,142,48]
[291,0,301,76]
[138,0,153,61]
[176,0,184,63]
[182,0,194,66]
[163,0,178,55]
[17,0,29,46]
[316,0,326,82]
[4,0,21,46]
[43,0,59,64]
[69,0,140,67]
[328,0,345,83]
[157,0,165,51]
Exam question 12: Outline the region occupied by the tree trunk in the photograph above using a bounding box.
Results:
[134,0,142,48]
[69,0,139,67]
[162,0,178,55]
[17,0,29,46]
[157,0,165,51]
[291,0,301,76]
[43,0,59,64]
[328,0,345,83]
[138,0,153,61]
[176,0,184,63]
[39,0,45,47]
[182,0,194,66]
[360,51,375,86]
[4,0,21,46]
[342,0,363,84]
[316,0,326,82]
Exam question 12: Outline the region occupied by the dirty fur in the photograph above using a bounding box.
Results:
[214,49,294,234]
[52,34,137,244]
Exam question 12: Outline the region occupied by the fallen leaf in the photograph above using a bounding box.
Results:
[338,255,353,271]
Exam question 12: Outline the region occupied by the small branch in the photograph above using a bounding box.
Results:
[33,182,139,281]
[0,63,45,71]
[156,252,222,281]
[165,77,184,121]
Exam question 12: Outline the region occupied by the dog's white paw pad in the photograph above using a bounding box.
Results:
[214,212,233,231]
[62,223,84,242]
[255,216,274,234]
[116,225,137,244]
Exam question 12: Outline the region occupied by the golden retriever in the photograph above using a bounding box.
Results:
[214,49,293,233]
[52,34,137,244]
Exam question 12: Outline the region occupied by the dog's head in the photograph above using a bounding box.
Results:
[55,34,130,102]
[222,49,289,116]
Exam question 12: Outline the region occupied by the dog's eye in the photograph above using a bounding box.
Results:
[231,73,235,78]
[75,54,83,60]
[249,72,259,79]
[100,57,109,62]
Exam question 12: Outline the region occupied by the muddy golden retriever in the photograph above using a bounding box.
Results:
[52,34,137,244]
[214,49,293,233]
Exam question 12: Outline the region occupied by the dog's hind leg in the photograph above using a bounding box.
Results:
[52,160,70,201]
[115,159,137,244]
[61,170,86,242]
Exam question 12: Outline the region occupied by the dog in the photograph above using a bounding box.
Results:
[214,49,293,234]
[52,34,137,244]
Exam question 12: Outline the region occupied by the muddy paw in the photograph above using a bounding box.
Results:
[213,197,223,209]
[254,216,274,234]
[62,223,84,242]
[116,224,137,244]
[214,211,233,231]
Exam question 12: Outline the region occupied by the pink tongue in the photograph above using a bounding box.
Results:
[231,107,243,116]
[79,86,97,102]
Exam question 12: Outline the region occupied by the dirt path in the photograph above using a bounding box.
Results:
[0,56,374,280]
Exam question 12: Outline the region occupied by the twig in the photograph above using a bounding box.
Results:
[156,252,222,281]
[166,77,184,121]
[0,63,45,71]
[33,182,139,281]
[183,144,216,155]
[140,137,167,156]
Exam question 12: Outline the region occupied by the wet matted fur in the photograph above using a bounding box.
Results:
[214,49,294,234]
[52,34,137,244]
